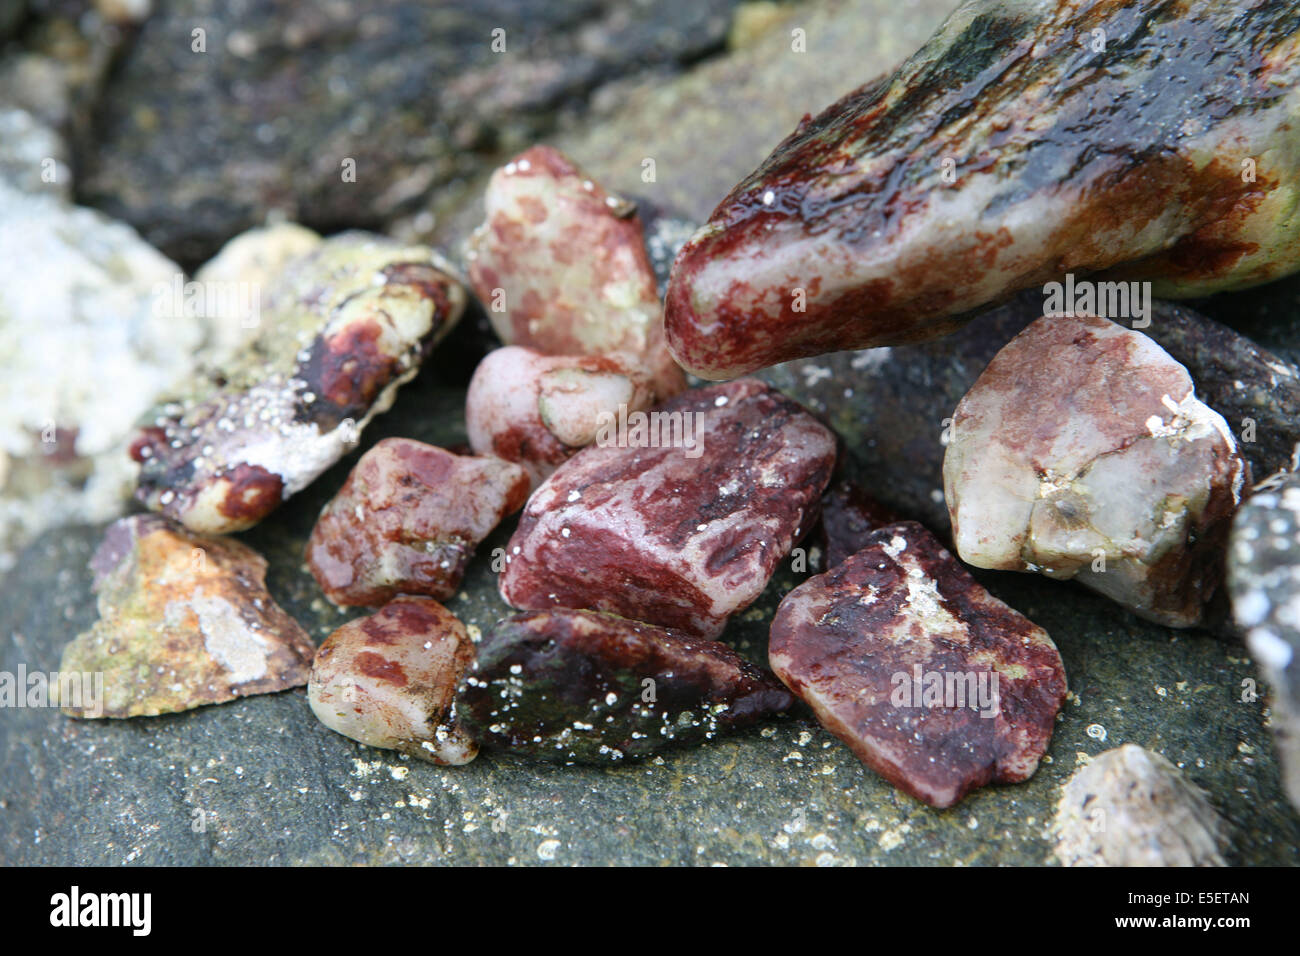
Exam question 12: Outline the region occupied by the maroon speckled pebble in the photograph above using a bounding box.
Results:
[770,521,1067,808]
[307,438,530,607]
[498,379,836,638]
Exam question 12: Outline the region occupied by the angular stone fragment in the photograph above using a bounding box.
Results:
[769,521,1067,808]
[499,379,836,638]
[465,145,686,397]
[664,0,1300,379]
[466,345,661,488]
[57,514,315,718]
[815,479,902,569]
[1227,474,1300,810]
[457,609,794,764]
[306,438,529,608]
[1054,745,1227,867]
[308,596,477,765]
[192,222,323,367]
[944,314,1246,628]
[131,233,467,534]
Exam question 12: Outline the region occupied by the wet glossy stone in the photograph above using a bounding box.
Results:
[498,379,836,638]
[815,478,902,569]
[465,145,686,397]
[1227,474,1300,810]
[131,233,467,534]
[664,0,1300,379]
[57,514,315,718]
[308,596,477,765]
[1054,744,1226,867]
[944,314,1246,629]
[457,608,793,764]
[465,345,660,489]
[306,438,529,608]
[769,520,1067,808]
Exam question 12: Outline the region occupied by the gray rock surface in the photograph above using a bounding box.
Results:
[75,0,746,265]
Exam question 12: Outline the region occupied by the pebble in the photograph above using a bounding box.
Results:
[465,345,660,489]
[456,608,794,764]
[131,232,467,534]
[1053,744,1226,866]
[306,438,530,608]
[308,596,478,765]
[465,145,686,398]
[944,314,1245,628]
[663,3,1300,378]
[498,379,837,638]
[57,514,315,718]
[1227,473,1300,810]
[769,520,1067,808]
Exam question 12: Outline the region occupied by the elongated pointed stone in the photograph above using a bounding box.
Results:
[308,596,477,765]
[457,608,793,764]
[306,438,529,608]
[57,514,315,718]
[465,345,660,489]
[131,233,467,533]
[498,379,836,638]
[944,314,1246,628]
[1227,474,1300,810]
[465,145,686,397]
[1054,745,1226,867]
[665,0,1300,379]
[769,521,1067,808]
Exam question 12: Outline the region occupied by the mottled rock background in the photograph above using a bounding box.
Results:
[3,0,1299,865]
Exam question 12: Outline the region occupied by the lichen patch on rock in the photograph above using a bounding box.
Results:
[57,514,315,718]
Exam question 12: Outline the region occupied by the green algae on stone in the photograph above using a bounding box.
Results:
[57,514,315,718]
[131,232,467,535]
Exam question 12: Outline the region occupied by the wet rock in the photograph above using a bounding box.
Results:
[1054,744,1227,866]
[944,314,1246,629]
[664,0,1300,379]
[1140,302,1300,484]
[131,233,467,534]
[458,608,793,764]
[77,0,742,265]
[57,514,315,718]
[1227,475,1300,810]
[465,145,686,398]
[465,345,660,488]
[815,479,902,569]
[308,596,477,765]
[192,222,323,367]
[499,379,836,638]
[0,181,199,572]
[306,438,529,608]
[770,520,1067,808]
